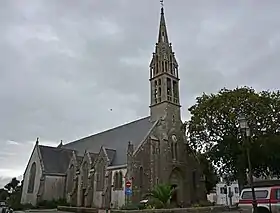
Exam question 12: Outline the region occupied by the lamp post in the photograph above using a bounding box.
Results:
[238,114,258,213]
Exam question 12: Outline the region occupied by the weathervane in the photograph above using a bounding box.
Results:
[160,0,164,7]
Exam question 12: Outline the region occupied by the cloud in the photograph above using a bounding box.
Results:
[1,0,280,180]
[6,140,20,145]
[0,170,23,188]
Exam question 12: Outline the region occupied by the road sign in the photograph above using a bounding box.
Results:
[125,188,132,196]
[126,181,131,188]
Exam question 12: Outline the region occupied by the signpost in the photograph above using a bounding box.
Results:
[125,180,132,204]
[126,181,132,188]
[125,188,132,196]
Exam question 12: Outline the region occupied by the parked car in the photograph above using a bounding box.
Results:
[239,185,280,213]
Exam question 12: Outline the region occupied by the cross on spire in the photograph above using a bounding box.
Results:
[160,0,164,14]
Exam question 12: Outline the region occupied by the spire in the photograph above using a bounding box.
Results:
[158,0,169,44]
[149,2,181,122]
[58,140,63,148]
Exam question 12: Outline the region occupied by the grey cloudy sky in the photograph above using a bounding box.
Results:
[1,0,280,187]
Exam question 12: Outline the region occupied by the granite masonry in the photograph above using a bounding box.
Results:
[20,6,206,208]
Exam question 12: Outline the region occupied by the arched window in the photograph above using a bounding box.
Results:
[100,164,105,190]
[28,162,36,193]
[118,171,123,189]
[171,143,174,159]
[114,172,119,190]
[96,160,105,191]
[82,162,88,188]
[171,142,178,160]
[174,143,178,159]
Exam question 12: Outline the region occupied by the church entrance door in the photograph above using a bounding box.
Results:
[169,168,183,207]
[170,184,178,207]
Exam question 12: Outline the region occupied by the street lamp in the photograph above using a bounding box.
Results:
[238,113,258,213]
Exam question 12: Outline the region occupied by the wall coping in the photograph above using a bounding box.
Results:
[111,206,230,213]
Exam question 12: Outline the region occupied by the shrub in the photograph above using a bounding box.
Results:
[191,200,213,207]
[120,203,139,210]
[37,198,69,209]
[144,183,174,209]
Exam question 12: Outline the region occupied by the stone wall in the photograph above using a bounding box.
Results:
[42,175,66,201]
[58,206,98,213]
[111,206,229,213]
[58,206,250,213]
[21,144,43,206]
[110,168,127,208]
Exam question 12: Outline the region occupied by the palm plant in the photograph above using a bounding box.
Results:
[144,184,174,208]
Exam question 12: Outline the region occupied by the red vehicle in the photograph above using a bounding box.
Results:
[239,185,280,213]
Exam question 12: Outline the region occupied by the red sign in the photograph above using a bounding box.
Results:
[126,181,132,188]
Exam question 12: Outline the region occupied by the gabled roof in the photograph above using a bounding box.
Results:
[89,152,98,163]
[38,145,74,174]
[104,148,116,165]
[62,116,155,165]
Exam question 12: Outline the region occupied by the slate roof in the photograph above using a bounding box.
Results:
[104,148,116,165]
[62,116,154,165]
[38,145,74,174]
[89,152,98,163]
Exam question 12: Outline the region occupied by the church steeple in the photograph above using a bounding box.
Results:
[158,7,169,44]
[149,4,181,122]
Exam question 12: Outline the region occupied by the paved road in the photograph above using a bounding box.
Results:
[14,211,68,213]
[15,211,245,213]
[15,211,71,213]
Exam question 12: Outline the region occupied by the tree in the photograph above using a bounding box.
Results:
[187,87,280,189]
[197,153,218,193]
[0,188,9,201]
[145,184,174,208]
[3,178,22,210]
[4,178,20,193]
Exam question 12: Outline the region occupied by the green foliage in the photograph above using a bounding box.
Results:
[191,200,213,207]
[187,87,280,187]
[197,153,218,193]
[144,204,155,209]
[144,184,174,209]
[120,184,175,210]
[1,176,69,210]
[120,201,156,210]
[0,177,30,210]
[0,188,9,201]
[120,203,139,210]
[4,178,20,193]
[37,198,69,209]
[5,177,24,210]
[7,191,21,209]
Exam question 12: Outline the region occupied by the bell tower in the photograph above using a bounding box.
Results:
[149,6,181,122]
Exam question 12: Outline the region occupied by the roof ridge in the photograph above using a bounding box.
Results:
[64,116,150,146]
[89,151,98,154]
[104,147,116,151]
[61,115,154,165]
[39,144,75,152]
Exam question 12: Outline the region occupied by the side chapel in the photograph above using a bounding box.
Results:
[20,5,206,208]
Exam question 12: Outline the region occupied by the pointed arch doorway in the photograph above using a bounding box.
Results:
[169,168,183,207]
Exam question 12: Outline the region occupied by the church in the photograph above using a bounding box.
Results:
[20,5,206,209]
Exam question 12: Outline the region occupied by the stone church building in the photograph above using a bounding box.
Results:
[21,6,206,208]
